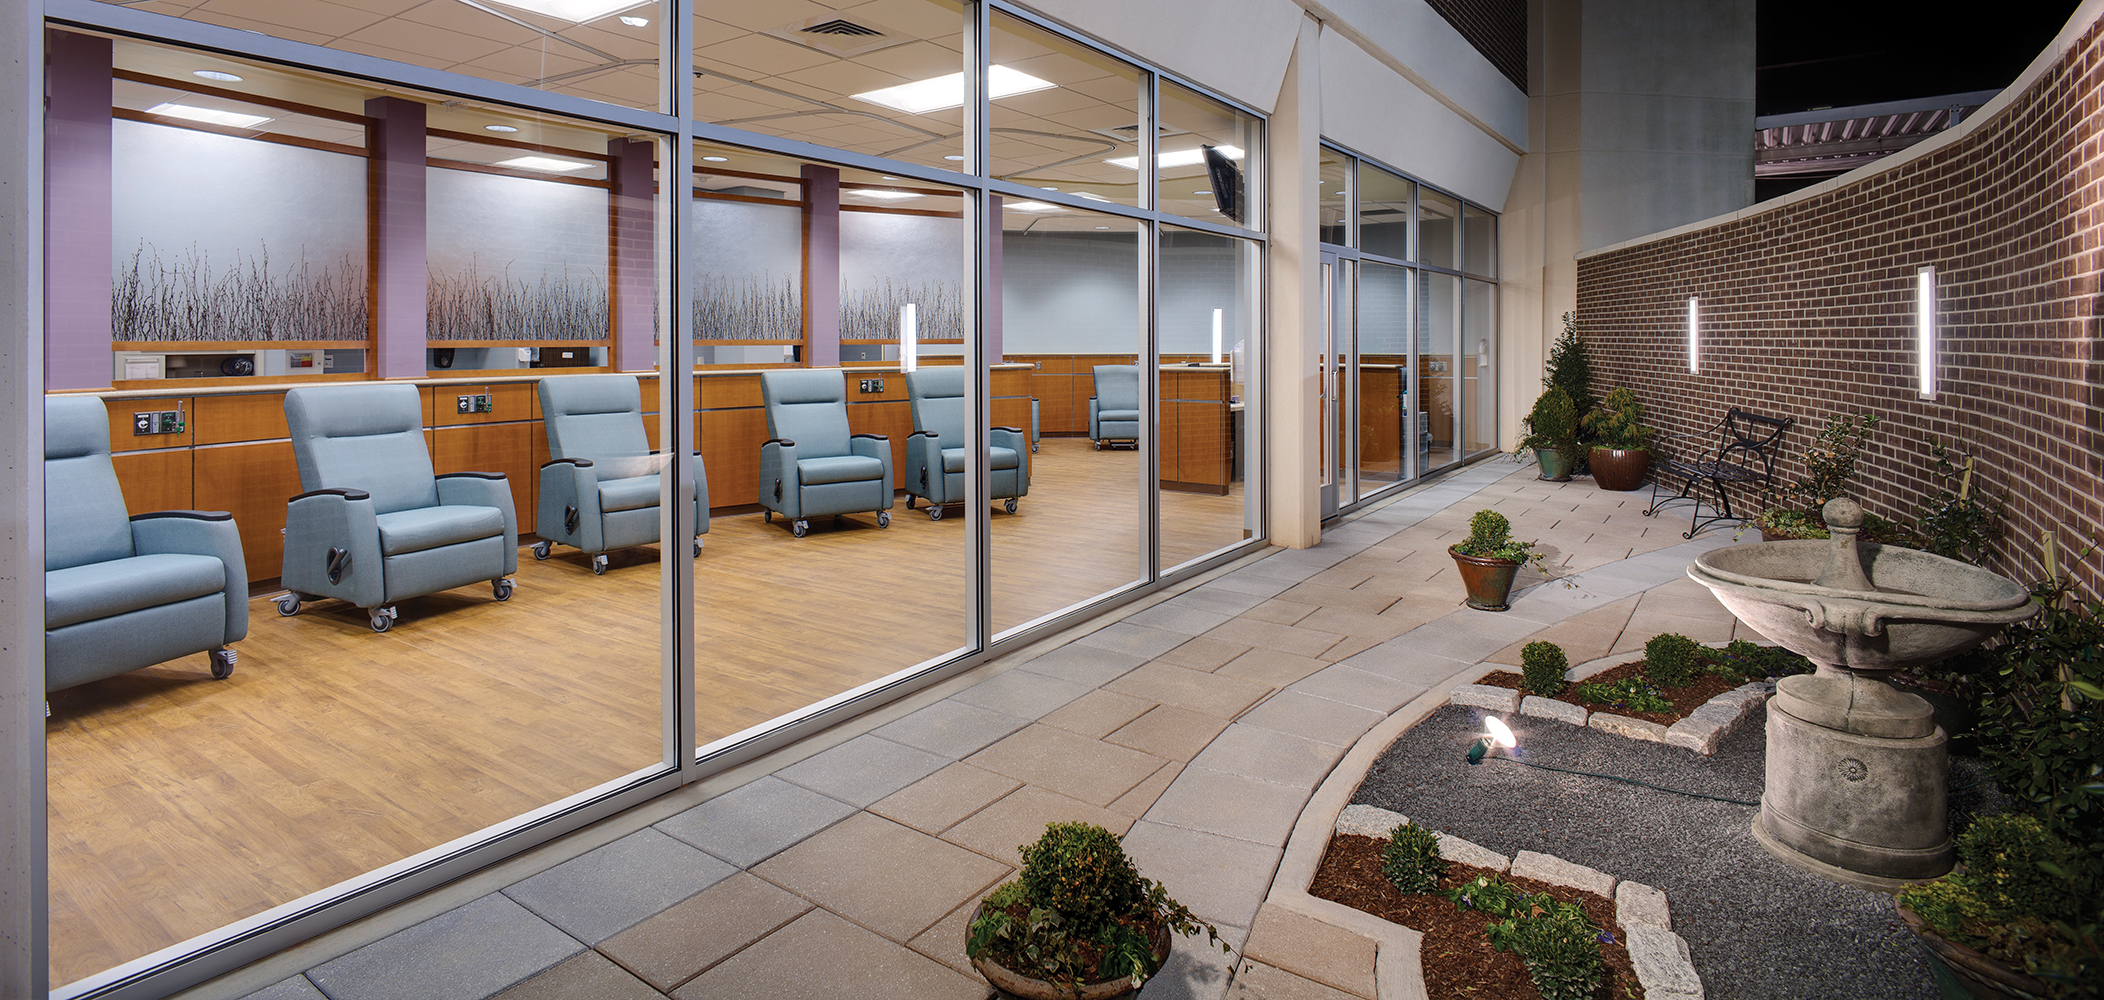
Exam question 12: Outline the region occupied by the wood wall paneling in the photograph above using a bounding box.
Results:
[431,422,534,532]
[103,395,194,453]
[111,449,195,515]
[193,441,299,581]
[191,392,290,446]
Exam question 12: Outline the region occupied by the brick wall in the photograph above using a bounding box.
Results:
[1575,16,2104,599]
[1424,0,1527,93]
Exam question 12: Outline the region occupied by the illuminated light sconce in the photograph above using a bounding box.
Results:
[1211,308,1224,363]
[899,302,918,373]
[1466,715,1517,765]
[1687,297,1700,374]
[1917,266,1937,399]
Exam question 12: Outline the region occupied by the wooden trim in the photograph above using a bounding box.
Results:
[426,126,611,162]
[114,69,371,125]
[692,189,803,208]
[112,340,368,351]
[693,164,805,185]
[112,109,367,158]
[693,338,804,345]
[840,204,962,219]
[427,156,610,187]
[427,339,610,348]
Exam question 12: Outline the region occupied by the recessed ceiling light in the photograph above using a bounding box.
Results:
[1192,190,1211,195]
[192,70,242,83]
[1076,192,1112,203]
[881,175,900,180]
[701,155,729,162]
[485,124,521,133]
[146,103,271,128]
[618,15,648,26]
[852,190,920,201]
[1007,201,1058,212]
[943,155,965,161]
[497,155,592,172]
[852,65,1054,115]
[1107,145,1243,171]
[1040,186,1058,191]
[1094,226,1110,230]
[474,0,651,23]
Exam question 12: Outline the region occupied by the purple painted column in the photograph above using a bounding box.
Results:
[800,164,839,367]
[987,193,1003,363]
[44,30,113,391]
[365,97,426,379]
[608,138,656,372]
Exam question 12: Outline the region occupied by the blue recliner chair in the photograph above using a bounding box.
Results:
[276,384,517,632]
[1089,364,1140,449]
[534,374,708,574]
[43,395,247,700]
[903,367,1028,520]
[758,369,892,537]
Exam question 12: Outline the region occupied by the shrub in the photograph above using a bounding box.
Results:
[1965,581,2104,857]
[1543,311,1597,439]
[1956,814,2086,924]
[1443,873,1523,918]
[1583,386,1656,452]
[1574,677,1673,715]
[1019,821,1146,928]
[1521,641,1569,697]
[1454,509,1538,562]
[1518,388,1581,469]
[1643,633,1706,688]
[1485,895,1607,1000]
[1382,821,1447,895]
[1711,639,1811,680]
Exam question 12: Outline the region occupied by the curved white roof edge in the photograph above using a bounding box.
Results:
[1577,0,2104,261]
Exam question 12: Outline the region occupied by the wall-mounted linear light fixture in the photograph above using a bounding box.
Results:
[899,303,918,373]
[1917,266,1937,399]
[147,103,271,129]
[1687,297,1699,374]
[496,155,591,173]
[1211,308,1224,363]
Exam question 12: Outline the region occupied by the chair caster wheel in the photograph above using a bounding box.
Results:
[792,519,809,538]
[591,555,608,576]
[1005,498,1019,514]
[276,595,301,617]
[533,540,552,560]
[209,648,237,679]
[369,607,397,633]
[928,504,943,521]
[764,510,773,524]
[693,539,704,557]
[878,510,891,528]
[1094,441,1103,450]
[494,578,515,600]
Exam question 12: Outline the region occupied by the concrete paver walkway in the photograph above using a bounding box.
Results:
[199,461,1751,1000]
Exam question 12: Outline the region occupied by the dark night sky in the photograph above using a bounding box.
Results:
[1757,1,2082,116]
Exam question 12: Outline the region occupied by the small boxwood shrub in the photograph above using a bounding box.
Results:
[1382,821,1447,895]
[1485,895,1607,1000]
[1955,814,2085,923]
[1643,633,1706,688]
[1573,677,1672,715]
[1521,641,1568,697]
[1443,873,1523,918]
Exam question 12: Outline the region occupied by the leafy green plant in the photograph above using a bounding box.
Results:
[1382,821,1447,895]
[1517,388,1581,470]
[1573,677,1673,715]
[1710,639,1812,680]
[1957,814,2087,923]
[1543,311,1598,443]
[1914,437,2005,565]
[1521,641,1569,698]
[1582,387,1656,452]
[1899,815,2102,994]
[1453,510,1538,563]
[1970,584,2104,857]
[1443,873,1524,918]
[1643,633,1707,688]
[1485,895,1607,1000]
[967,822,1228,991]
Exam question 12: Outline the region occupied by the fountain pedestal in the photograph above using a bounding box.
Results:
[1688,499,2036,890]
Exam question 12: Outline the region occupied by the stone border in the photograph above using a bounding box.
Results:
[1450,644,1776,756]
[1334,806,1706,1000]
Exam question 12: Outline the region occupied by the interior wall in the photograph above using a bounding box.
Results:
[426,168,608,344]
[998,230,1140,353]
[1575,5,2104,599]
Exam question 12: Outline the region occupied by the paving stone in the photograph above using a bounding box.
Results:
[1223,961,1367,1000]
[673,909,988,1000]
[492,950,660,1000]
[872,700,1031,758]
[1171,585,1274,615]
[1106,662,1275,719]
[1202,617,1347,659]
[1616,879,1672,932]
[1436,833,1512,872]
[1448,684,1520,713]
[503,827,735,944]
[906,895,986,977]
[1625,926,1706,999]
[1215,647,1331,687]
[1292,664,1421,715]
[1079,622,1200,660]
[775,736,950,810]
[1588,712,1670,743]
[1520,694,1587,725]
[1121,820,1283,929]
[1334,644,1477,687]
[1155,636,1255,671]
[1510,850,1616,898]
[1108,704,1234,762]
[308,894,581,1000]
[1189,724,1346,789]
[1664,718,1725,755]
[1245,598,1320,625]
[1233,690,1385,748]
[655,776,857,869]
[967,724,1167,806]
[753,812,1009,943]
[1015,642,1151,687]
[942,784,1129,865]
[1334,803,1407,839]
[950,667,1093,718]
[1243,907,1378,999]
[1109,762,1183,817]
[236,977,324,1000]
[1144,922,1250,1000]
[1042,689,1158,739]
[1144,766,1309,846]
[1316,634,1386,663]
[597,872,813,992]
[868,761,1022,834]
[1125,602,1236,636]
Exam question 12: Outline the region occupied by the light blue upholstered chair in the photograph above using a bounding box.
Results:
[1088,364,1140,449]
[43,395,248,699]
[276,384,517,632]
[758,369,892,537]
[903,366,1028,519]
[534,374,708,575]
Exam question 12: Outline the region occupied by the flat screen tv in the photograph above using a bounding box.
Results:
[1203,145,1242,224]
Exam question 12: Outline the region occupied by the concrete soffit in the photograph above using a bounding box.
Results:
[1576,0,2104,260]
[1294,0,1527,156]
[1010,0,1304,114]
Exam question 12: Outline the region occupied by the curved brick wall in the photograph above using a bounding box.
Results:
[1575,12,2104,598]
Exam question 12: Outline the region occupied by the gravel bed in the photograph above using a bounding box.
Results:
[1349,702,2005,1000]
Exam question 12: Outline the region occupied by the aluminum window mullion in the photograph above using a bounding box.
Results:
[667,0,697,780]
[965,0,991,655]
[1140,71,1160,584]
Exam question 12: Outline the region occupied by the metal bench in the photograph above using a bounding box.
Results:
[1642,409,1794,538]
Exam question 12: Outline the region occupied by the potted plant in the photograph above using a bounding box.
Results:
[1516,388,1580,482]
[1894,814,2099,999]
[1582,387,1655,491]
[1449,509,1540,612]
[966,822,1229,999]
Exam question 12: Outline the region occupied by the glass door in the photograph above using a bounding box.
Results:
[1319,252,1352,518]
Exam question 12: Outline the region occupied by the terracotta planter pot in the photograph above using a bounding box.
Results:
[1533,448,1573,482]
[1450,546,1522,611]
[1589,447,1650,491]
[1894,900,2052,1000]
[969,907,1171,1000]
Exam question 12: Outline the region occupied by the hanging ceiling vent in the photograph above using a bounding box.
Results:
[761,16,909,58]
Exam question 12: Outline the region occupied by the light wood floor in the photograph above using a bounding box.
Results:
[43,437,1244,985]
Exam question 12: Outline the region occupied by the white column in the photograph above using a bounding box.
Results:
[1264,13,1324,549]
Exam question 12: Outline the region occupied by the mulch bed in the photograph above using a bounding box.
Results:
[1309,833,1642,1000]
[1476,660,1742,727]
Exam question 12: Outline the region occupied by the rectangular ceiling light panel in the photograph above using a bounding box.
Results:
[147,102,272,129]
[1105,145,1244,170]
[851,65,1055,115]
[497,155,593,172]
[477,0,649,23]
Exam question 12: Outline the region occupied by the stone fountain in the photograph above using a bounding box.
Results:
[1688,499,2037,889]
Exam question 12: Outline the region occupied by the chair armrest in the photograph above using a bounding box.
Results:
[537,459,601,546]
[283,489,383,608]
[759,439,799,513]
[539,458,595,470]
[437,471,507,481]
[908,430,938,440]
[850,433,888,442]
[436,475,519,574]
[993,426,1023,435]
[849,434,892,486]
[292,488,371,503]
[990,425,1027,451]
[132,510,248,642]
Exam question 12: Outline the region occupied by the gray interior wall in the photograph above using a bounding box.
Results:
[839,211,961,340]
[426,168,606,286]
[1000,230,1140,354]
[1159,231,1243,355]
[691,199,800,341]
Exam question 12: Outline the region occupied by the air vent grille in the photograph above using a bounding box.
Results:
[802,19,881,37]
